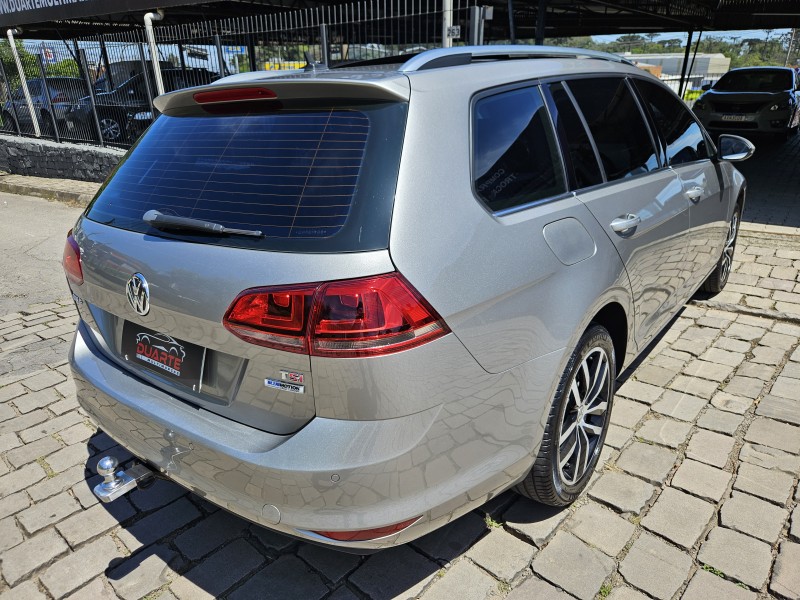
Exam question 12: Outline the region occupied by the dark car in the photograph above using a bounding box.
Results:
[1,77,87,136]
[65,68,217,143]
[693,66,800,140]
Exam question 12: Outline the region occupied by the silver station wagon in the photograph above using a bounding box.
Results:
[64,46,753,550]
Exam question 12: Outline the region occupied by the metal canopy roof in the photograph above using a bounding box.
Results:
[1,0,799,38]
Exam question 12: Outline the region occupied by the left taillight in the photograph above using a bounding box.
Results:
[62,230,83,286]
[223,272,449,358]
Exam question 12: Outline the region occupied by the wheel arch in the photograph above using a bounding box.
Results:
[589,302,628,376]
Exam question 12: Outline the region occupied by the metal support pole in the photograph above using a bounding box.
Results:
[36,54,59,142]
[442,0,453,48]
[79,49,105,146]
[319,24,330,66]
[214,34,226,78]
[247,39,257,72]
[177,42,187,75]
[72,40,84,81]
[6,28,41,137]
[468,6,480,46]
[0,58,22,135]
[137,43,156,117]
[786,28,797,67]
[507,0,516,43]
[99,36,114,91]
[678,29,694,99]
[144,10,165,96]
[535,0,546,45]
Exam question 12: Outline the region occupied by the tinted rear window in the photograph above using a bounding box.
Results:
[86,103,406,252]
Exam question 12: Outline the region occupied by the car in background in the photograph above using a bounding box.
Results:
[1,77,87,136]
[693,66,800,140]
[65,67,217,143]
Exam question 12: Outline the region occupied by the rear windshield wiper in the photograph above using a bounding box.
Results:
[143,210,263,237]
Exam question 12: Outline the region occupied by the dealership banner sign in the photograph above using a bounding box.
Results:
[0,0,197,27]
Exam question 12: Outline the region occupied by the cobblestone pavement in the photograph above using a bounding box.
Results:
[1,211,799,598]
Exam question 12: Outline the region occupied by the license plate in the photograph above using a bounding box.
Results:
[121,322,204,389]
[721,114,749,122]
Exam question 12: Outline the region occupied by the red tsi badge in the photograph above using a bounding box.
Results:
[135,333,186,376]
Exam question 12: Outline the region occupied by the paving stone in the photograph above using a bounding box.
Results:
[751,344,787,365]
[792,506,800,541]
[710,392,753,414]
[734,462,795,505]
[684,359,735,382]
[760,330,796,349]
[411,511,486,562]
[736,361,777,381]
[12,389,59,414]
[127,478,187,512]
[696,407,744,435]
[422,558,498,600]
[1,528,69,586]
[0,515,24,552]
[616,380,663,405]
[117,497,201,553]
[603,423,631,449]
[171,538,266,600]
[58,422,94,446]
[173,507,249,561]
[724,376,765,398]
[18,411,83,443]
[326,588,360,600]
[636,417,691,448]
[589,471,656,515]
[740,442,800,474]
[699,527,773,589]
[0,409,48,436]
[771,376,800,400]
[0,491,30,520]
[45,443,92,473]
[633,364,675,387]
[504,498,569,547]
[668,375,719,399]
[756,396,800,430]
[701,347,746,367]
[725,323,765,341]
[20,370,66,392]
[671,459,732,503]
[0,382,26,402]
[617,441,677,484]
[610,398,650,428]
[17,491,80,535]
[721,490,788,544]
[5,434,61,468]
[0,431,22,452]
[348,545,438,600]
[745,417,800,454]
[771,541,800,600]
[651,390,707,422]
[0,462,46,500]
[568,501,635,556]
[108,545,180,600]
[40,535,124,598]
[0,581,48,600]
[57,499,136,547]
[532,532,614,600]
[641,487,715,549]
[619,531,693,600]
[297,543,362,584]
[682,569,757,600]
[606,587,651,600]
[686,429,735,468]
[64,578,118,600]
[466,527,535,582]
[506,577,573,600]
[249,524,295,552]
[27,464,86,502]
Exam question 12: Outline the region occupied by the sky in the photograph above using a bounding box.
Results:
[592,29,792,44]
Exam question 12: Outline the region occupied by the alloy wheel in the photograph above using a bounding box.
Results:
[100,117,121,141]
[720,211,739,285]
[557,346,611,486]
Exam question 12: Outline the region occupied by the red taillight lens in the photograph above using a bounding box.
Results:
[51,93,68,103]
[312,516,421,542]
[62,230,83,286]
[193,87,277,104]
[223,284,316,353]
[222,273,449,357]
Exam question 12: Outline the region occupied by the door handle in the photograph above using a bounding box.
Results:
[685,186,704,202]
[610,214,641,233]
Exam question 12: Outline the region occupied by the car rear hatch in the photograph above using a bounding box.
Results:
[69,74,411,435]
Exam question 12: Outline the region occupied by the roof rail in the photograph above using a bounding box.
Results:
[398,45,635,72]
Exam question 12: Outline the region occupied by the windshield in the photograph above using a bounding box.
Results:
[713,69,793,93]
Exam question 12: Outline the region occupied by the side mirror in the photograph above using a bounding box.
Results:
[718,134,755,162]
[701,84,711,91]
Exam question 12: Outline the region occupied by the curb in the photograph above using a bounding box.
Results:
[0,179,97,207]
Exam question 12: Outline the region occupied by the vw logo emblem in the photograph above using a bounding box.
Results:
[126,273,150,316]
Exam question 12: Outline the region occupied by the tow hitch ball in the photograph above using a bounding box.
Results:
[93,456,155,503]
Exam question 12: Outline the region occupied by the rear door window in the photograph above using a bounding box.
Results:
[633,79,711,166]
[472,86,566,212]
[85,102,407,253]
[566,78,659,181]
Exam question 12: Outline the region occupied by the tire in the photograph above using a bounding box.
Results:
[98,112,124,142]
[1,111,15,132]
[701,204,740,294]
[516,324,616,506]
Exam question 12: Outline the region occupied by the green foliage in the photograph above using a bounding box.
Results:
[598,583,613,598]
[702,564,725,578]
[46,59,79,78]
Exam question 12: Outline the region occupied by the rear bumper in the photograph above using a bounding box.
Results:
[699,109,793,133]
[70,320,556,549]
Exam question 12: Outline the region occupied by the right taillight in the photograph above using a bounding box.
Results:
[223,273,449,357]
[62,230,83,286]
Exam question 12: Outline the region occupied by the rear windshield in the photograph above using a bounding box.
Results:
[86,102,407,253]
[713,69,793,93]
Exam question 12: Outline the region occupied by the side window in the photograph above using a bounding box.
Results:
[566,78,659,181]
[633,79,710,166]
[545,82,604,189]
[26,81,41,97]
[473,86,566,212]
